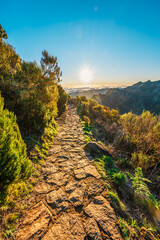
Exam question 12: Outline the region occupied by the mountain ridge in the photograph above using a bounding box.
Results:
[93,80,160,114]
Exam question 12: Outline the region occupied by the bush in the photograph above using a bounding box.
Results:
[57,84,68,116]
[0,32,67,134]
[112,171,126,186]
[0,94,33,196]
[120,111,160,171]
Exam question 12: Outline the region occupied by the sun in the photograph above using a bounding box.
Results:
[79,66,93,83]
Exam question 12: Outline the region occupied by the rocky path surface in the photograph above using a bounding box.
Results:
[16,105,122,240]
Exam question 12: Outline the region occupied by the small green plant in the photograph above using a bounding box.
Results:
[97,140,103,145]
[127,167,159,209]
[119,218,130,240]
[107,191,126,211]
[112,171,126,186]
[85,135,92,143]
[119,217,138,240]
[142,218,158,233]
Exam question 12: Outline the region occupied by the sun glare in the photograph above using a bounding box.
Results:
[79,66,93,83]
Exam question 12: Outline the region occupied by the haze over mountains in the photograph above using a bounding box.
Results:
[68,80,160,115]
[66,87,109,98]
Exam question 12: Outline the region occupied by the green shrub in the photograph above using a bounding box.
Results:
[85,135,92,143]
[131,152,151,171]
[120,111,160,171]
[57,84,68,116]
[112,171,126,186]
[0,94,33,203]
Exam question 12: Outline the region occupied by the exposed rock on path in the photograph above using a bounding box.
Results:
[16,105,121,240]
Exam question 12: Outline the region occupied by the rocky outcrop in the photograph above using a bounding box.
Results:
[84,141,112,158]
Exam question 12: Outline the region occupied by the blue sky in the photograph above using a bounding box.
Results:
[1,0,160,87]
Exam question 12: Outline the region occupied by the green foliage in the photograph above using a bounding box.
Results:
[127,167,159,209]
[0,30,67,134]
[76,96,120,124]
[57,84,68,116]
[131,151,151,172]
[30,120,58,163]
[40,50,62,82]
[121,111,160,171]
[119,217,138,240]
[107,191,126,211]
[75,96,120,144]
[0,94,33,204]
[142,218,158,233]
[0,42,21,81]
[112,171,126,186]
[94,156,126,186]
[83,115,91,125]
[81,120,95,143]
[116,157,131,168]
[84,135,92,143]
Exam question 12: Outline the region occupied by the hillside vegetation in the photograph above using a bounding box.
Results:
[0,25,68,238]
[93,80,160,115]
[0,23,160,239]
[71,95,160,239]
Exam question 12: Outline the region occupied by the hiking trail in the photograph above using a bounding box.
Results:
[16,105,122,240]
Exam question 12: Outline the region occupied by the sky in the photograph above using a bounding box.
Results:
[1,0,160,87]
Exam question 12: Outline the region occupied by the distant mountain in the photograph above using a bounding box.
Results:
[93,80,160,114]
[67,87,109,98]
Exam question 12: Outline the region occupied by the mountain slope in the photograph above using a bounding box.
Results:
[93,80,160,114]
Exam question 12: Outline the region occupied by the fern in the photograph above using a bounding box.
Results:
[127,168,159,209]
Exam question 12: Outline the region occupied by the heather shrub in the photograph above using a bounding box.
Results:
[120,111,160,170]
[0,94,33,196]
[76,96,120,124]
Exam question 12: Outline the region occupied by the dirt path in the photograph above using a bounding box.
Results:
[16,105,122,240]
